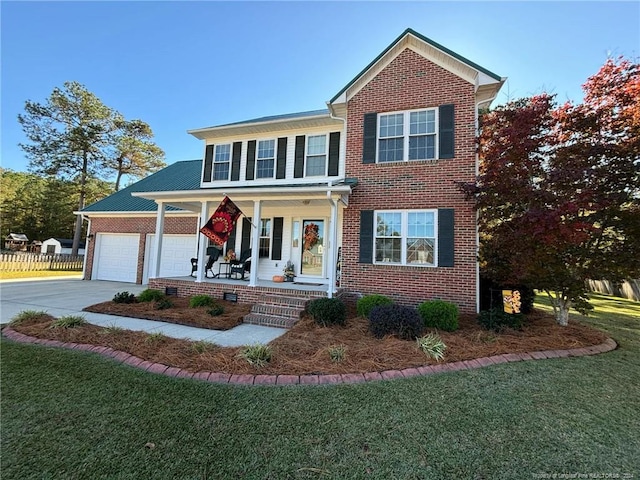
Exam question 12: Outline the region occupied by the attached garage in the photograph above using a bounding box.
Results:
[93,233,140,283]
[143,234,198,283]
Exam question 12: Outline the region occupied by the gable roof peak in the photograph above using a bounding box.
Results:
[329,28,504,105]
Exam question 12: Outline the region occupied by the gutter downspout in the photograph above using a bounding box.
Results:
[474,86,501,314]
[326,102,347,299]
[81,214,90,280]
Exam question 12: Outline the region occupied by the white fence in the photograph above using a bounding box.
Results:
[0,253,84,272]
[586,279,640,302]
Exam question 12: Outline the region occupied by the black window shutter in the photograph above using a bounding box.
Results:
[328,132,340,176]
[226,224,237,255]
[359,210,374,263]
[240,217,252,255]
[271,217,284,260]
[362,113,377,164]
[438,208,454,267]
[245,140,256,181]
[294,135,305,178]
[276,137,287,179]
[203,144,214,182]
[231,141,242,181]
[439,104,455,159]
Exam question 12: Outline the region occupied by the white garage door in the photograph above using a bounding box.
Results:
[94,234,140,283]
[144,234,197,283]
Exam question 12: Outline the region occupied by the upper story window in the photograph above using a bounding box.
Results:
[213,144,231,180]
[375,210,437,266]
[306,134,327,176]
[256,139,275,179]
[378,108,437,163]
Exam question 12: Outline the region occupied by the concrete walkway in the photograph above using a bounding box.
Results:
[0,278,287,347]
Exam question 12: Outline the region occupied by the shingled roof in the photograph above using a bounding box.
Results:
[82,160,201,213]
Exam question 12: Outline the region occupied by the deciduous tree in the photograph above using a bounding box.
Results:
[461,57,640,325]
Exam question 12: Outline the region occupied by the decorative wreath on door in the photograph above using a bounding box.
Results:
[303,223,319,251]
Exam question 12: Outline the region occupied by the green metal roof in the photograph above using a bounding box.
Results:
[330,28,503,104]
[82,160,202,213]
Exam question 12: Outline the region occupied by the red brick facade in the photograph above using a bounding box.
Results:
[85,216,198,284]
[341,49,478,313]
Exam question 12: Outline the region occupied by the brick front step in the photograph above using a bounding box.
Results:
[243,313,298,329]
[261,294,316,308]
[251,304,302,319]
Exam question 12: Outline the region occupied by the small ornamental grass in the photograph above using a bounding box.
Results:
[137,289,165,303]
[369,304,424,340]
[191,340,217,354]
[416,333,447,361]
[100,323,124,335]
[145,332,167,344]
[417,299,459,332]
[307,298,346,326]
[49,315,87,329]
[357,294,393,319]
[112,291,137,304]
[477,308,524,332]
[327,345,346,363]
[189,295,216,308]
[207,304,225,316]
[238,343,272,367]
[9,310,49,326]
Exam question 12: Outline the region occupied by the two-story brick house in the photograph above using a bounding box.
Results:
[81,28,504,316]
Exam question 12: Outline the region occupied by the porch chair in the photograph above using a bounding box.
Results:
[190,246,222,278]
[229,249,251,280]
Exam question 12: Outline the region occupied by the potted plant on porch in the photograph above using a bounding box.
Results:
[283,260,296,282]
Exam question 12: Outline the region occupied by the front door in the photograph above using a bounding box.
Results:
[300,219,324,277]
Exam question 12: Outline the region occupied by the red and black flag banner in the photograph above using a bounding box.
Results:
[200,196,242,246]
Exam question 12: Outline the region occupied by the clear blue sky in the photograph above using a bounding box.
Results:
[2,1,638,177]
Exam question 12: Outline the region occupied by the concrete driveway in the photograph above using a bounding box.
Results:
[0,278,286,346]
[0,278,146,324]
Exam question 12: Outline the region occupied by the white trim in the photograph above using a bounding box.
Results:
[373,209,438,267]
[377,107,439,163]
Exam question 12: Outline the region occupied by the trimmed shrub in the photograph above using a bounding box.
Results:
[189,294,215,308]
[138,289,165,303]
[208,304,225,316]
[307,298,346,326]
[417,333,447,361]
[357,294,394,319]
[238,344,272,367]
[369,305,424,340]
[50,315,87,329]
[417,300,459,331]
[155,298,173,310]
[477,308,524,332]
[113,291,137,304]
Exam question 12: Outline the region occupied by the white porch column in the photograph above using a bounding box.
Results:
[196,201,210,283]
[326,199,339,298]
[249,200,262,286]
[152,201,166,279]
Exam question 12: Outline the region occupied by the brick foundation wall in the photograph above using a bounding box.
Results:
[86,216,198,283]
[342,49,478,313]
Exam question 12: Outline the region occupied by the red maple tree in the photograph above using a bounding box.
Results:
[461,57,640,325]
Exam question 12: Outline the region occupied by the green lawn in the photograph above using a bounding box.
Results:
[0,270,82,280]
[2,294,639,479]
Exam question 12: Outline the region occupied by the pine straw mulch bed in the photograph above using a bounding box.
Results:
[7,307,608,376]
[83,298,251,330]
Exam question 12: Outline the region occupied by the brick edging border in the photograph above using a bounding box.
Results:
[1,327,617,386]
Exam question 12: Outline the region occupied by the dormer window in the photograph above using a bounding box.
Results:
[213,144,231,180]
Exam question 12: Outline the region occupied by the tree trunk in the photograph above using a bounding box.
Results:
[546,291,572,326]
[72,152,88,256]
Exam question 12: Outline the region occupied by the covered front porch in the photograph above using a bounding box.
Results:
[136,182,353,299]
